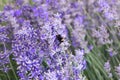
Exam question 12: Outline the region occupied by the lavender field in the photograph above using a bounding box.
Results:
[0,0,120,80]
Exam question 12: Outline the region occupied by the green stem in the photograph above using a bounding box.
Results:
[9,58,18,80]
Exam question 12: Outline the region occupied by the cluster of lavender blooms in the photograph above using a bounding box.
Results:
[91,25,111,45]
[0,17,12,73]
[0,0,87,80]
[98,0,119,20]
[1,0,120,79]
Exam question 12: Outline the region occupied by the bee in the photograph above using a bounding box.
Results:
[56,34,64,44]
[53,34,64,49]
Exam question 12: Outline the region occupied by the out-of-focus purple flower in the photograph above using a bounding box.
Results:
[115,64,120,77]
[14,10,22,17]
[4,5,13,11]
[92,25,113,45]
[97,0,119,20]
[71,15,89,53]
[104,60,112,78]
[107,47,117,56]
[33,6,49,21]
[15,0,24,6]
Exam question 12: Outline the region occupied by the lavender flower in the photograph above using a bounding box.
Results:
[0,27,9,42]
[12,20,42,79]
[115,64,120,77]
[40,13,69,55]
[97,0,119,20]
[107,47,117,56]
[71,16,89,53]
[0,1,87,80]
[104,60,112,78]
[91,25,113,45]
[44,70,58,80]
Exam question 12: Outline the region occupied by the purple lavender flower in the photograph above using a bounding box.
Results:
[97,0,119,20]
[91,25,113,45]
[115,64,120,77]
[0,27,9,42]
[107,47,117,56]
[15,0,24,6]
[71,15,89,53]
[104,60,112,78]
[44,70,58,80]
[0,1,87,80]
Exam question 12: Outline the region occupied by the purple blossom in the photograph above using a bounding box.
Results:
[91,25,113,45]
[14,9,22,17]
[104,60,112,78]
[15,0,24,6]
[44,70,58,80]
[0,1,87,80]
[115,64,120,77]
[71,15,89,53]
[97,0,119,20]
[107,47,117,56]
